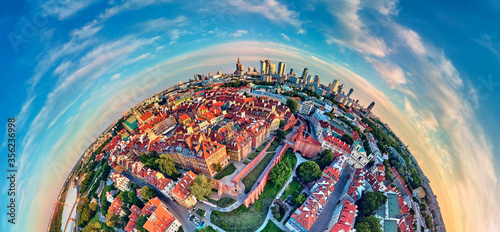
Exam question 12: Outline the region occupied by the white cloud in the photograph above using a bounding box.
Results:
[140,15,189,32]
[280,33,291,41]
[228,0,303,29]
[323,0,390,57]
[231,29,248,37]
[366,57,406,86]
[394,25,426,55]
[110,73,121,79]
[100,0,172,20]
[41,0,97,20]
[125,53,151,64]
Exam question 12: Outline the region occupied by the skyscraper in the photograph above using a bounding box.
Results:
[367,101,375,112]
[306,75,313,84]
[301,68,308,79]
[331,79,340,93]
[365,101,375,118]
[269,63,276,75]
[234,57,244,75]
[314,75,321,84]
[337,84,344,95]
[260,60,270,75]
[278,62,286,76]
[290,68,295,76]
[347,88,353,97]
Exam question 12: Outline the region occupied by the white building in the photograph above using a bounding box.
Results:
[346,141,373,169]
[298,101,314,115]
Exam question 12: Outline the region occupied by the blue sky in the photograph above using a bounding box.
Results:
[1,0,499,231]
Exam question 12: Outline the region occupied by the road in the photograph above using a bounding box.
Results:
[121,172,198,232]
[307,165,354,232]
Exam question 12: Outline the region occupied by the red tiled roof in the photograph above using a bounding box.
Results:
[139,111,154,123]
[172,171,196,201]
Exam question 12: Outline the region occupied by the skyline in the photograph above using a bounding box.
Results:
[1,0,500,231]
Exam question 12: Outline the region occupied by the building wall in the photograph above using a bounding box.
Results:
[243,141,288,207]
[232,137,275,187]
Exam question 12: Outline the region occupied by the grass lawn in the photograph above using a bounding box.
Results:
[216,197,237,208]
[214,164,236,180]
[89,210,100,224]
[207,197,237,208]
[210,183,282,232]
[280,178,302,201]
[262,220,284,232]
[267,140,280,152]
[196,208,206,217]
[249,140,270,159]
[248,151,259,160]
[243,152,275,193]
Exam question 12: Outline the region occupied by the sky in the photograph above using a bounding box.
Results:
[0,0,499,231]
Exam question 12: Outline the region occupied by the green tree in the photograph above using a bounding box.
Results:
[213,163,223,172]
[269,161,291,186]
[136,215,148,232]
[189,174,215,201]
[128,191,144,208]
[316,149,335,169]
[357,191,387,218]
[118,191,130,206]
[155,154,179,178]
[340,134,354,146]
[279,120,286,128]
[354,215,382,232]
[89,201,97,211]
[297,161,322,183]
[294,193,306,205]
[277,130,287,142]
[106,212,120,228]
[140,186,158,202]
[82,222,101,232]
[286,98,299,113]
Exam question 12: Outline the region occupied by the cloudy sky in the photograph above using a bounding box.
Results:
[1,0,499,231]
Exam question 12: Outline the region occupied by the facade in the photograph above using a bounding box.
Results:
[226,132,253,161]
[109,172,132,192]
[166,135,229,177]
[290,124,322,158]
[331,79,340,93]
[143,201,181,232]
[298,101,314,115]
[346,141,372,169]
[172,171,197,208]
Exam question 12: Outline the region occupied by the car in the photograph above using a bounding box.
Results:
[198,221,205,229]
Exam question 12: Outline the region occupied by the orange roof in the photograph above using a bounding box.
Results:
[142,197,162,216]
[139,111,154,123]
[172,171,196,201]
[143,204,176,232]
[179,113,190,121]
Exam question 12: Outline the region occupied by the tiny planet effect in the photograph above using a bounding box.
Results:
[1,0,500,232]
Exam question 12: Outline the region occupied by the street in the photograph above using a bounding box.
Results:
[121,172,198,232]
[307,165,354,232]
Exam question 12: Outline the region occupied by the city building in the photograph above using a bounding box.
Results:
[301,68,309,79]
[346,141,373,169]
[226,131,253,161]
[298,101,314,115]
[365,101,375,117]
[143,201,181,232]
[330,79,340,93]
[171,171,197,208]
[234,57,244,76]
[109,172,132,192]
